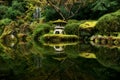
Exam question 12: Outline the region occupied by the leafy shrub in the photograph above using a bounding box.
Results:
[0,18,12,35]
[12,1,26,12]
[65,20,97,40]
[95,10,120,35]
[0,18,12,27]
[0,0,27,20]
[43,6,62,21]
[67,20,81,24]
[64,23,80,35]
[33,23,51,41]
[4,7,22,19]
[0,6,8,19]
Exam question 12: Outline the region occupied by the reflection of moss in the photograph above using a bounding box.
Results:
[43,42,78,46]
[79,52,96,59]
[0,41,119,80]
[42,34,79,43]
[95,47,120,71]
[64,44,79,58]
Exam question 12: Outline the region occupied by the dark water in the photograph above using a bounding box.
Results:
[0,40,120,80]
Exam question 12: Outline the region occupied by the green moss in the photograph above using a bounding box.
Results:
[65,23,80,35]
[79,20,97,29]
[78,21,97,40]
[67,19,80,24]
[41,34,79,43]
[95,10,120,35]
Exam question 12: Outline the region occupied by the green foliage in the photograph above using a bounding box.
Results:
[88,0,120,19]
[12,0,26,12]
[43,6,61,21]
[0,6,8,19]
[67,20,81,24]
[60,6,68,18]
[64,23,80,35]
[4,7,22,19]
[0,18,12,35]
[0,0,28,20]
[0,18,12,27]
[33,23,51,41]
[92,0,118,11]
[95,10,120,35]
[65,20,97,40]
[79,21,97,40]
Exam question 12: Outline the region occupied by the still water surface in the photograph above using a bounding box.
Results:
[0,40,120,80]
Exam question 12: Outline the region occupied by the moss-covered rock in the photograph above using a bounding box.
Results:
[79,21,97,40]
[64,20,97,40]
[80,21,97,29]
[95,10,120,35]
[64,23,80,35]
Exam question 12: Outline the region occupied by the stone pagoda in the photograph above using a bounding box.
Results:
[53,19,67,34]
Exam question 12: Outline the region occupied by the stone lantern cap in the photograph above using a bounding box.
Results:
[53,19,67,25]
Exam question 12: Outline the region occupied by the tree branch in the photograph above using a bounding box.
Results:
[46,0,66,20]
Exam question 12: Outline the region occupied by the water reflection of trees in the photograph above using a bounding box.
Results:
[94,47,120,71]
[20,57,119,80]
[0,41,120,80]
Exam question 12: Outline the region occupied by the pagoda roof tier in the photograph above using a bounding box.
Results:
[53,19,67,24]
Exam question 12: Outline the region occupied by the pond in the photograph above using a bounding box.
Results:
[0,40,120,80]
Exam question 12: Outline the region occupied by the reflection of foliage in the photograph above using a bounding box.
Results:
[64,44,79,58]
[0,41,41,79]
[42,34,79,43]
[17,57,120,80]
[79,52,96,59]
[0,41,119,80]
[95,47,120,71]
